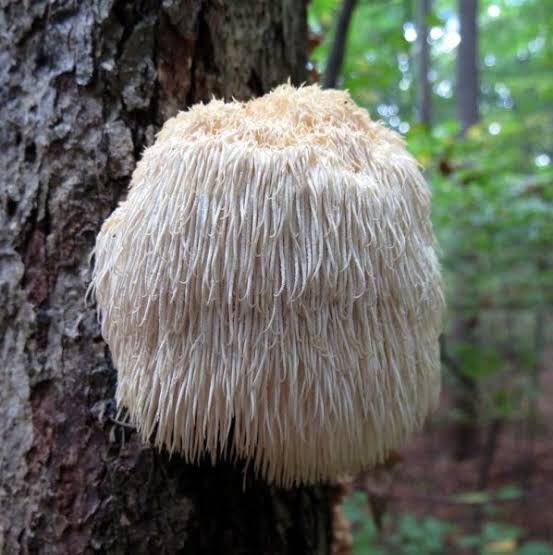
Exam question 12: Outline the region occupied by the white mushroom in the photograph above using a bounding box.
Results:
[91,84,444,488]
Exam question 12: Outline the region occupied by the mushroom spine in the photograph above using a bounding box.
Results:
[91,84,444,488]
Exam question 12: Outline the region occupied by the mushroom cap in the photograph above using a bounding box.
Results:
[92,84,444,487]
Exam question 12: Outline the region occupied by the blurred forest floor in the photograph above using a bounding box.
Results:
[345,339,553,554]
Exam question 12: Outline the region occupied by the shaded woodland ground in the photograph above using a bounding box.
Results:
[344,350,553,553]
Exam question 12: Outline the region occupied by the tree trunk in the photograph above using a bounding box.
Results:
[456,0,479,132]
[0,1,335,553]
[322,0,357,89]
[416,0,432,127]
[451,0,481,461]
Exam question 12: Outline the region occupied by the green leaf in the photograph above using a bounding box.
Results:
[453,491,492,505]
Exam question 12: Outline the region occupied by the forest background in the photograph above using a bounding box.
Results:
[309,0,553,553]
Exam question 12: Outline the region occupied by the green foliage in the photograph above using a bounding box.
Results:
[517,543,553,555]
[342,492,383,555]
[388,513,451,554]
[452,485,523,505]
[342,491,552,555]
[310,0,552,417]
[310,0,552,552]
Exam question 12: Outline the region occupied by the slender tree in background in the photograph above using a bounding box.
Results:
[0,2,335,553]
[450,0,482,461]
[457,0,479,132]
[416,0,432,127]
[322,0,358,89]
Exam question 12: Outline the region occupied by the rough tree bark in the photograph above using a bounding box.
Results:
[0,1,335,553]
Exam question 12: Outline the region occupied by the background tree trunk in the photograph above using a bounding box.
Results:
[0,1,335,553]
[451,0,481,462]
[456,0,479,132]
[322,0,357,89]
[416,0,432,127]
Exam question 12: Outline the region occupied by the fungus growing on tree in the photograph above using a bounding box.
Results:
[91,84,444,488]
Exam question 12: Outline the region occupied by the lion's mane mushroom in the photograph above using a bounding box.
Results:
[91,84,444,488]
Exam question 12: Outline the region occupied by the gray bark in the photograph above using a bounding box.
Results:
[456,0,479,132]
[0,1,334,553]
[416,0,432,127]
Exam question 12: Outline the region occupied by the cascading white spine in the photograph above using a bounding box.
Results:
[90,84,444,488]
